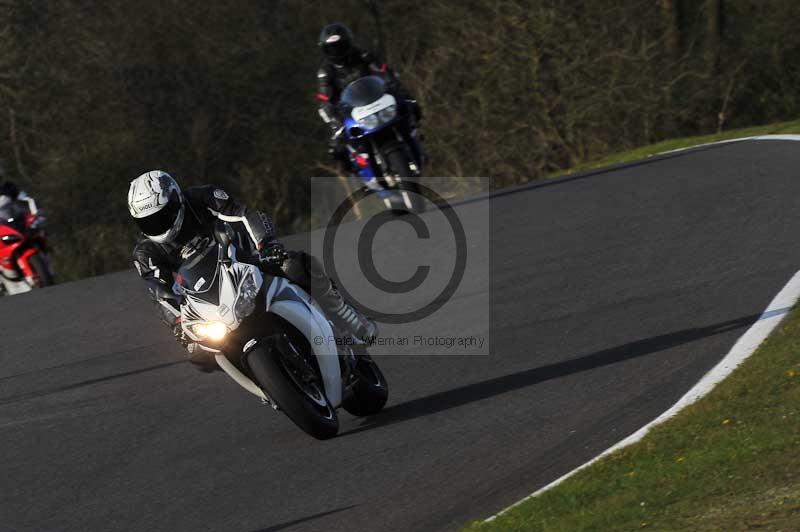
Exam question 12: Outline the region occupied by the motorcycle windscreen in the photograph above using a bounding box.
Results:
[177,244,220,294]
[340,75,386,107]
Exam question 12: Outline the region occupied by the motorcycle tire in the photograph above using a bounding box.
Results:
[247,344,340,440]
[386,150,425,214]
[28,253,53,287]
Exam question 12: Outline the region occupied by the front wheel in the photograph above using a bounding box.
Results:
[248,345,339,440]
[26,252,54,288]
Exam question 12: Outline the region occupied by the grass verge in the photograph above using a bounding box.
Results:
[467,122,800,531]
[466,304,800,531]
[560,118,800,177]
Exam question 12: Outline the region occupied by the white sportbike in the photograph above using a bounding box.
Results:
[176,224,388,439]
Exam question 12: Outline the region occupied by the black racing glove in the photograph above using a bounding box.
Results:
[328,117,344,136]
[406,99,423,122]
[260,240,289,266]
[171,317,191,349]
[328,129,346,154]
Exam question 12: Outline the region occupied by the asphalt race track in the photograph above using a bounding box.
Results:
[3,139,800,532]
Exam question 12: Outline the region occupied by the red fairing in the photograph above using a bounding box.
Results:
[0,223,24,270]
[16,247,38,279]
[0,212,49,286]
[316,93,330,101]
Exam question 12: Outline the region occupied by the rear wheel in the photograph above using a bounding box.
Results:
[248,342,339,440]
[386,150,425,214]
[342,352,389,417]
[27,253,53,288]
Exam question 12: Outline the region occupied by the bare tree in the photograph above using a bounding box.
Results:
[658,0,684,56]
[705,0,723,71]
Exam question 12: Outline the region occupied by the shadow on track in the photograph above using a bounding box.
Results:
[0,360,183,405]
[0,340,174,383]
[249,505,356,532]
[341,312,768,436]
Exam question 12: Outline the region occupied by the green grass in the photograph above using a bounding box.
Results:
[561,119,800,177]
[465,122,800,531]
[466,306,800,532]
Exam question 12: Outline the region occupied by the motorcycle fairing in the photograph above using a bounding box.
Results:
[181,261,342,408]
[0,217,45,292]
[266,277,342,407]
[181,261,263,338]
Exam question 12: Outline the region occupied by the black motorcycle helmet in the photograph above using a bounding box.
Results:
[319,23,354,63]
[0,180,19,199]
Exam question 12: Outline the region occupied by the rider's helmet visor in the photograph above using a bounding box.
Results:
[135,192,181,237]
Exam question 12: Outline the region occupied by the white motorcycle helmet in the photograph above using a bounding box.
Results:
[127,170,185,244]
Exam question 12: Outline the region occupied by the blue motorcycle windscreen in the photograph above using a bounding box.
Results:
[341,76,386,107]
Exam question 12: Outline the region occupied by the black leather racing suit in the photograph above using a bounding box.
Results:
[0,181,40,219]
[133,185,359,371]
[133,185,276,292]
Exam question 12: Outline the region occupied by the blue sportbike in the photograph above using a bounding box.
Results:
[336,75,425,213]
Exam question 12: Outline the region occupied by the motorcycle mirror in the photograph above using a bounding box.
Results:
[149,281,180,303]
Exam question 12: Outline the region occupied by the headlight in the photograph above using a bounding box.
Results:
[377,104,396,123]
[357,113,380,130]
[234,273,259,318]
[192,321,228,341]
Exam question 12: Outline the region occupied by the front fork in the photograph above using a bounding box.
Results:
[351,125,424,185]
[378,127,423,178]
[214,351,273,403]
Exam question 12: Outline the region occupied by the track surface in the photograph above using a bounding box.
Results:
[3,140,800,532]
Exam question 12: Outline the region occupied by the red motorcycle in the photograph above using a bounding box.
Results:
[0,205,53,294]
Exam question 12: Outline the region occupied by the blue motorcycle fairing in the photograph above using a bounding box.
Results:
[339,78,424,191]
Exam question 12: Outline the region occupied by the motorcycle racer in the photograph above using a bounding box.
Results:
[316,23,422,169]
[128,170,377,372]
[0,180,52,293]
[0,181,41,220]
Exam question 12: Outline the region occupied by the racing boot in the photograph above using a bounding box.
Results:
[284,251,378,342]
[314,276,377,342]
